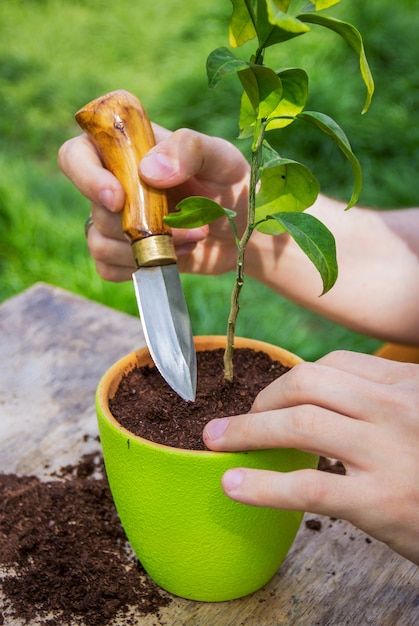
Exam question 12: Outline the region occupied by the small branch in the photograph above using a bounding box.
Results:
[223,118,266,381]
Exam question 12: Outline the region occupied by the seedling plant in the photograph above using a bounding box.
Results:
[165,0,374,380]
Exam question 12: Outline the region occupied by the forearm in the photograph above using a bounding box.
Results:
[246,197,419,344]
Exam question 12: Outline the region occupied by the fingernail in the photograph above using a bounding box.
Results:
[223,469,244,492]
[204,417,229,441]
[140,151,177,180]
[99,189,116,211]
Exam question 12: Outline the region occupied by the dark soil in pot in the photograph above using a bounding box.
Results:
[109,347,290,449]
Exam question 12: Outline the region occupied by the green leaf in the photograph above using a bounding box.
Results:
[270,0,292,9]
[255,158,320,232]
[303,0,342,10]
[267,0,311,34]
[299,13,374,113]
[257,0,309,48]
[266,68,308,129]
[164,197,236,228]
[238,66,283,120]
[260,141,285,168]
[268,211,338,294]
[297,111,362,208]
[229,0,257,48]
[240,68,308,136]
[239,92,259,137]
[206,47,249,89]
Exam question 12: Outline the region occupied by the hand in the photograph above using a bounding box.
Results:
[58,126,250,281]
[203,351,419,565]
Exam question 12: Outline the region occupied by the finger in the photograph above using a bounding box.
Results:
[88,221,207,279]
[87,228,134,275]
[251,361,396,423]
[171,226,208,248]
[152,123,172,143]
[139,128,249,189]
[203,407,370,465]
[90,203,125,240]
[317,349,419,384]
[94,260,134,283]
[221,467,419,562]
[88,203,208,279]
[58,135,125,212]
[221,466,363,524]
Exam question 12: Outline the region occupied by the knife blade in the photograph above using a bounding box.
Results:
[75,90,196,401]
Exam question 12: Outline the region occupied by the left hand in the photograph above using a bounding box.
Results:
[203,350,419,565]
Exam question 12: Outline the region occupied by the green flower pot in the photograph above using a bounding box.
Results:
[96,336,318,602]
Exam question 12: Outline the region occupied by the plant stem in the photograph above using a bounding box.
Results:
[223,118,266,381]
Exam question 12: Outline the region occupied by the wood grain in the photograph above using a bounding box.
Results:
[76,90,170,243]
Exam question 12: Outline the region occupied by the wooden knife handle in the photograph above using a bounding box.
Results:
[75,90,176,266]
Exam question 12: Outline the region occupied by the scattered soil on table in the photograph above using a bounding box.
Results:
[110,348,291,449]
[305,518,323,532]
[0,452,171,625]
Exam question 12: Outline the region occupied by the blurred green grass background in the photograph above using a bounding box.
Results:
[1,0,418,359]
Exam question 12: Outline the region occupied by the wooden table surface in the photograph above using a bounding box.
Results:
[0,283,417,625]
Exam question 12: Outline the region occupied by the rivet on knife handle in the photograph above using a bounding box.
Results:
[75,89,176,268]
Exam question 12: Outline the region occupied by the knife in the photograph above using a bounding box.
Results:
[75,90,196,402]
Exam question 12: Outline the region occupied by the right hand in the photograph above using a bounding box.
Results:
[58,126,250,281]
[204,350,419,565]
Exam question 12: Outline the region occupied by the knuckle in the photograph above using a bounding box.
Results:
[172,128,204,160]
[318,349,351,367]
[228,413,267,449]
[286,362,319,396]
[87,234,109,263]
[171,127,200,152]
[287,405,319,440]
[388,386,419,422]
[172,127,194,140]
[255,471,281,504]
[399,362,419,381]
[57,139,72,169]
[239,412,259,442]
[295,469,329,510]
[250,390,265,413]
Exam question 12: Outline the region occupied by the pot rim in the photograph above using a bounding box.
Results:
[96,335,302,455]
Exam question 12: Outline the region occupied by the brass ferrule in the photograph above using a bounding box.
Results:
[131,235,177,268]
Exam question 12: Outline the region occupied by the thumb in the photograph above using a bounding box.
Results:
[139,128,248,188]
